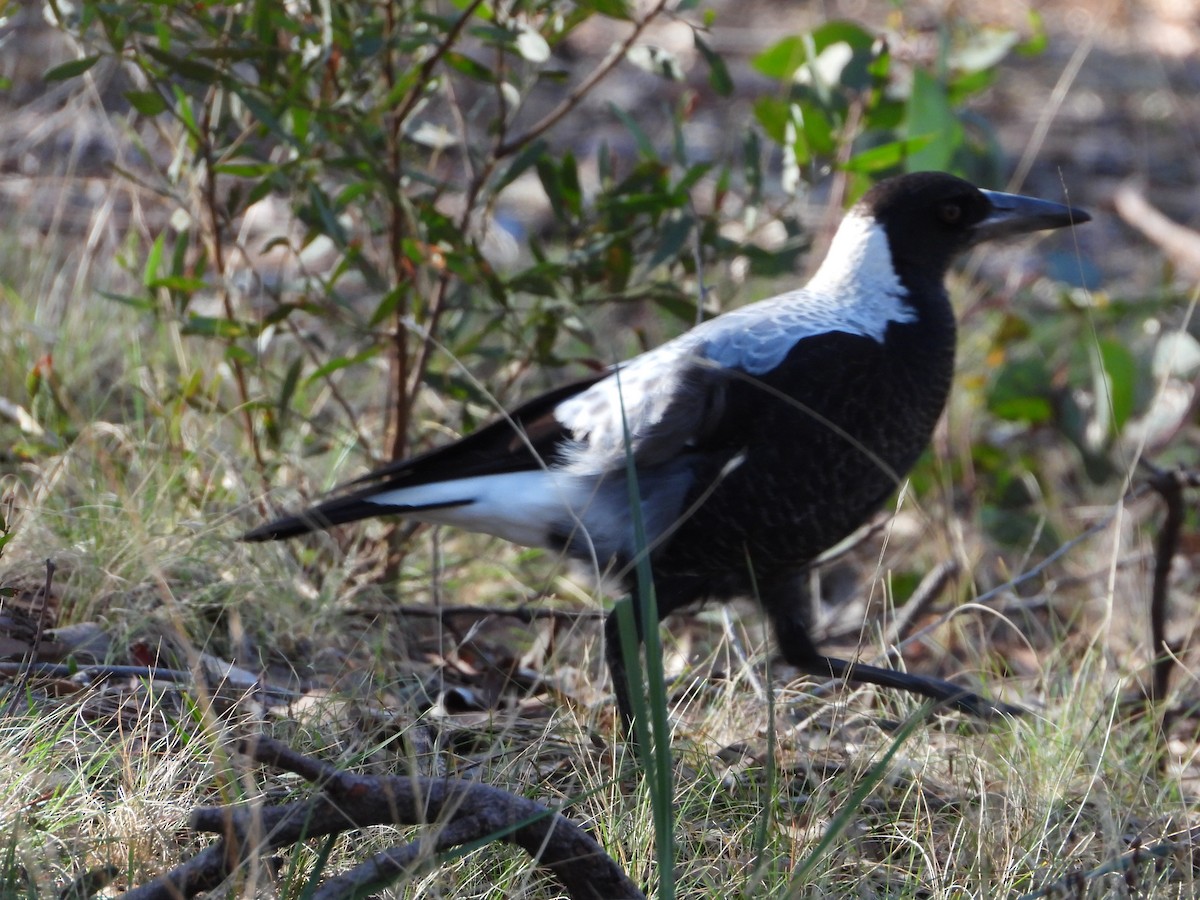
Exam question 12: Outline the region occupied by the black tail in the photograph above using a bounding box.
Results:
[240,493,471,542]
[241,495,383,541]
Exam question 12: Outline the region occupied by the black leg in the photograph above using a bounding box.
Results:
[604,576,711,739]
[604,601,640,737]
[764,588,1024,719]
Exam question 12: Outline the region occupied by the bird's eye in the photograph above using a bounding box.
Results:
[938,202,963,224]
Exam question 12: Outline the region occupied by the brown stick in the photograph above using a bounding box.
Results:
[1142,463,1200,705]
[1113,182,1200,277]
[121,735,644,900]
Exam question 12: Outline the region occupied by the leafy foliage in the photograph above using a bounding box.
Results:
[749,18,1039,196]
[47,0,748,478]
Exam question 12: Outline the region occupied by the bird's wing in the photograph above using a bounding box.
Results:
[349,373,609,487]
[555,290,887,472]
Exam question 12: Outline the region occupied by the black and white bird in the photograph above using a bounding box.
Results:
[244,172,1089,729]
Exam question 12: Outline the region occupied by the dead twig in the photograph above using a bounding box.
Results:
[493,0,672,159]
[0,661,302,700]
[1141,463,1200,707]
[348,603,607,624]
[121,734,644,900]
[3,559,55,717]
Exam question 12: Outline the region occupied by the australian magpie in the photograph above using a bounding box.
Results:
[243,171,1089,729]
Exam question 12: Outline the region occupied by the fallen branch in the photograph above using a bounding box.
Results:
[1113,182,1200,277]
[121,734,643,900]
[1017,824,1200,899]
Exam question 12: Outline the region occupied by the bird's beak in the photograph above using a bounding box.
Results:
[974,189,1091,242]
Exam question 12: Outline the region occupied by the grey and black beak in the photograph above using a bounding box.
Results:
[974,189,1091,241]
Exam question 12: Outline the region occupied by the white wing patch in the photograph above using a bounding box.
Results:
[358,468,682,564]
[363,470,590,549]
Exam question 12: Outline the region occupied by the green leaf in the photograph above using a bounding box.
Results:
[494,140,549,193]
[143,233,166,287]
[752,36,808,81]
[370,286,406,328]
[125,89,168,116]
[694,32,733,96]
[947,68,996,105]
[172,84,199,139]
[143,46,225,85]
[810,20,876,53]
[559,152,583,218]
[579,0,633,20]
[645,210,693,272]
[231,86,292,147]
[183,315,255,339]
[444,51,494,81]
[1096,339,1137,434]
[752,97,790,144]
[305,183,348,246]
[274,357,303,434]
[536,157,566,221]
[608,103,656,159]
[213,161,278,178]
[1018,11,1048,56]
[674,161,713,195]
[805,21,877,92]
[796,100,835,157]
[99,290,156,312]
[44,56,101,82]
[224,344,255,366]
[988,357,1053,423]
[904,68,962,172]
[147,276,207,294]
[842,135,935,173]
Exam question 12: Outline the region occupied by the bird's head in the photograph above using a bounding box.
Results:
[856,171,1090,281]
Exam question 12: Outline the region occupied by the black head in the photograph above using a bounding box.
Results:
[857,171,1090,284]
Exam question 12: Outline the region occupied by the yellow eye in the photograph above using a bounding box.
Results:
[939,202,963,224]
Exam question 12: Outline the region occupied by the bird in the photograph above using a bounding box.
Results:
[243,171,1090,731]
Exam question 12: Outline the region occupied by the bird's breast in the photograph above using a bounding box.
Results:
[650,320,956,584]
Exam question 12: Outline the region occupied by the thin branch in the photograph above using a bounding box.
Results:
[889,482,1156,662]
[310,819,478,900]
[196,82,266,478]
[0,661,302,700]
[388,0,490,130]
[494,0,672,159]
